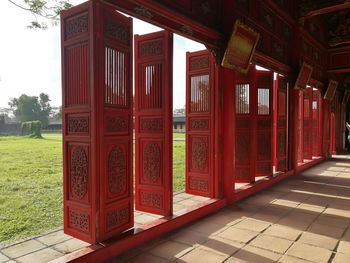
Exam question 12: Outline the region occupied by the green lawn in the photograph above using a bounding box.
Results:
[0,135,63,245]
[0,133,185,245]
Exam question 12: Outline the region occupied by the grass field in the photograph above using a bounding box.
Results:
[0,133,185,245]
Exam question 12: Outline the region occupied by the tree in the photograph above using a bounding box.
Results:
[7,0,73,29]
[8,93,52,127]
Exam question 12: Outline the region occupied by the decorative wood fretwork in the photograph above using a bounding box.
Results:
[108,146,127,196]
[65,13,88,40]
[134,5,153,19]
[189,177,209,192]
[190,119,209,130]
[67,116,89,134]
[139,40,163,57]
[190,56,209,70]
[106,206,130,231]
[69,210,89,233]
[104,19,130,45]
[140,191,162,209]
[143,142,161,184]
[191,138,208,171]
[70,146,88,199]
[140,118,163,132]
[106,116,129,133]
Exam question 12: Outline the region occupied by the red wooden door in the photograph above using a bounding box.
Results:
[303,88,313,159]
[276,75,288,172]
[256,70,273,177]
[186,50,215,197]
[134,31,173,215]
[61,2,133,243]
[312,90,320,156]
[235,69,255,183]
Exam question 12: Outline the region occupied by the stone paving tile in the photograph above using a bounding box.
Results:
[314,214,350,229]
[148,240,193,261]
[128,253,171,263]
[227,245,282,263]
[278,255,314,263]
[264,224,302,241]
[0,253,8,263]
[286,242,332,263]
[217,227,259,244]
[298,232,338,250]
[249,234,293,254]
[16,248,63,263]
[170,230,208,246]
[189,220,228,236]
[332,252,350,263]
[307,222,345,239]
[199,236,244,257]
[53,238,90,254]
[1,240,46,259]
[233,218,271,232]
[36,230,72,246]
[336,240,350,255]
[177,246,229,263]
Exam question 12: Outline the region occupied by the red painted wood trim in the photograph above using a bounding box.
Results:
[253,51,292,76]
[104,0,222,50]
[296,157,325,173]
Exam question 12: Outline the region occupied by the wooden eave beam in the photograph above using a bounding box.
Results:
[104,0,222,51]
[300,0,350,19]
[328,68,350,73]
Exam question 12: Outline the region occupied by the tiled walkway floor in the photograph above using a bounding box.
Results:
[111,155,350,263]
[0,192,209,263]
[2,156,350,262]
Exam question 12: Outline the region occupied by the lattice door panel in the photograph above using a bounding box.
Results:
[276,76,288,172]
[303,88,313,159]
[256,71,273,176]
[235,70,254,183]
[186,50,215,197]
[61,2,133,243]
[135,31,173,215]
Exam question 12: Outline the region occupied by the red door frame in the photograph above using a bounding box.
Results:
[185,50,216,198]
[134,30,173,216]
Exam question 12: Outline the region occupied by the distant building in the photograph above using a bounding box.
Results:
[173,115,185,132]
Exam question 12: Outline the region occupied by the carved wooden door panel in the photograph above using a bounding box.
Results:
[134,31,173,215]
[61,2,133,243]
[312,90,320,156]
[256,71,273,177]
[303,88,313,159]
[235,70,254,183]
[276,76,288,172]
[186,50,215,197]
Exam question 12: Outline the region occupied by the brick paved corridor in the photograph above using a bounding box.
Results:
[110,156,350,263]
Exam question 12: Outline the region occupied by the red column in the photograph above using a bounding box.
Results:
[221,67,235,203]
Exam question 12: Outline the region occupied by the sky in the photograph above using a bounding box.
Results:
[0,0,205,110]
